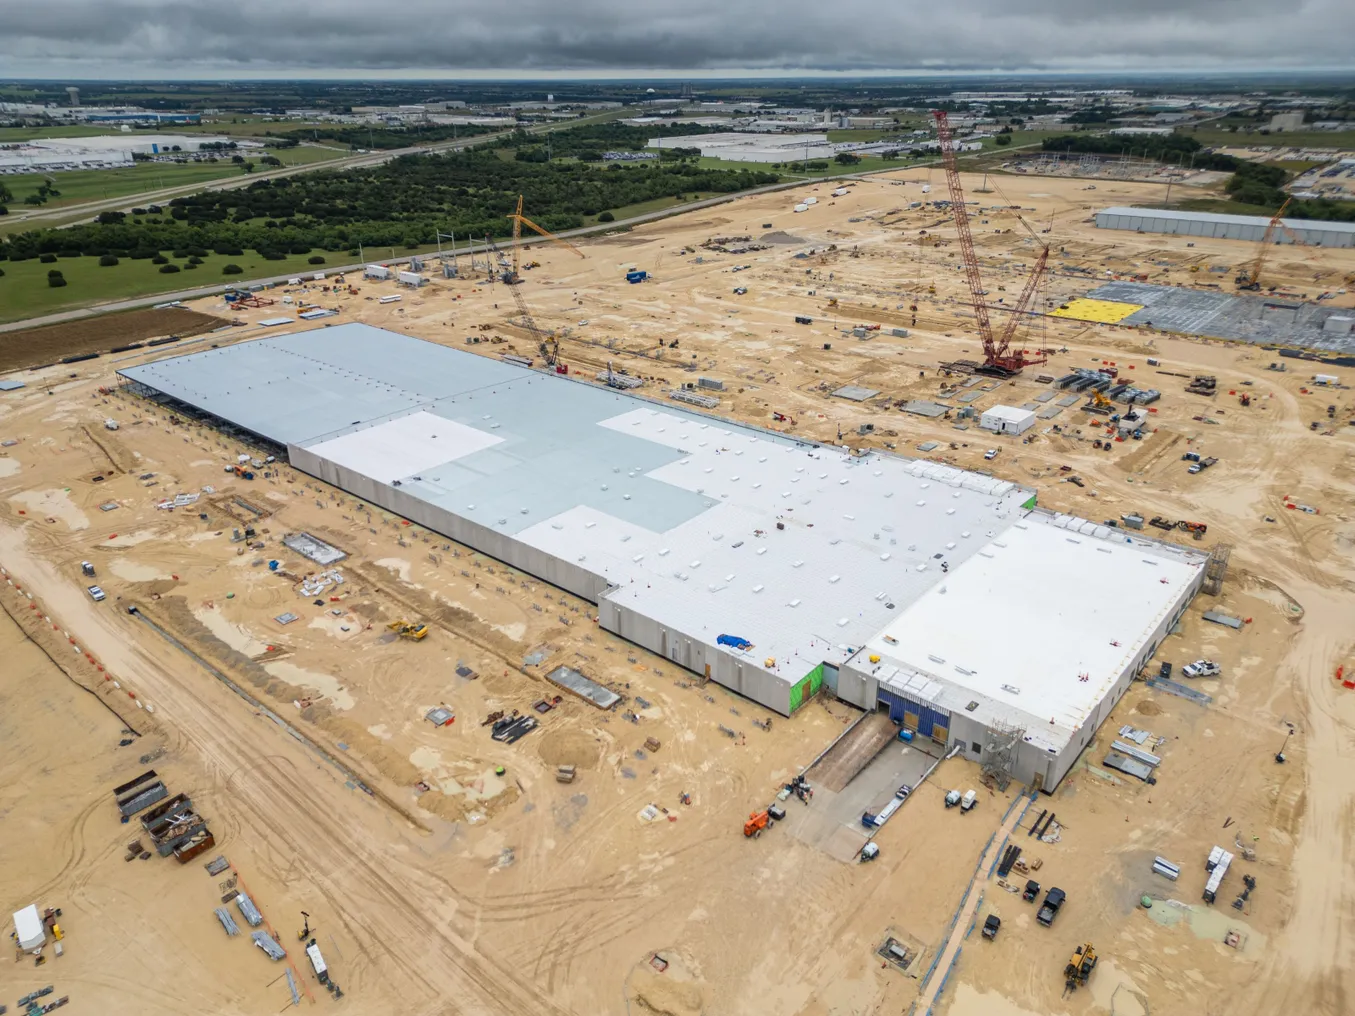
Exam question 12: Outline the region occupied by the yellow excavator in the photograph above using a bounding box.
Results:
[387,619,429,641]
[1065,943,1097,992]
[1085,389,1114,414]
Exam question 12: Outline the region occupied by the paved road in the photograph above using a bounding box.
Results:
[0,168,893,334]
[2,134,1044,336]
[2,112,618,233]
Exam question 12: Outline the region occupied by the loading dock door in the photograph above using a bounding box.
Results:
[878,688,951,742]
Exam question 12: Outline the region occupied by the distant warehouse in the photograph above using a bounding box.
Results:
[1095,206,1355,248]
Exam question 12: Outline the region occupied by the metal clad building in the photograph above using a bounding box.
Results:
[119,325,1207,788]
[1095,206,1355,248]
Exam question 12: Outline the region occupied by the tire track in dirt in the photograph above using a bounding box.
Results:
[0,540,577,1016]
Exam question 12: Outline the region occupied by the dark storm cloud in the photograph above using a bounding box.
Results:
[3,0,1352,75]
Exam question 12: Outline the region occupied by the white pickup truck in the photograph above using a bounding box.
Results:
[1182,659,1221,678]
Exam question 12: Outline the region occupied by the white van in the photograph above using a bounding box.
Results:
[960,789,978,812]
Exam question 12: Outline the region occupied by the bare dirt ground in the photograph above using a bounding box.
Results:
[0,306,229,372]
[1,167,1354,1016]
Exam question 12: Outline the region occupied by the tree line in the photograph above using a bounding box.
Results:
[0,149,777,261]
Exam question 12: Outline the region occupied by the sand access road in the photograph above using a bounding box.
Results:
[0,528,576,1016]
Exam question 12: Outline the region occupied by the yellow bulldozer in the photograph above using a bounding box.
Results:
[1064,943,1097,992]
[387,619,429,641]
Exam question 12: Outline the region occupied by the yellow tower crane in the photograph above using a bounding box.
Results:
[505,194,585,284]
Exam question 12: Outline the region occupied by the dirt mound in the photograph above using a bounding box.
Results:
[1135,700,1163,716]
[629,970,704,1016]
[537,728,602,769]
[760,231,805,245]
[0,307,229,372]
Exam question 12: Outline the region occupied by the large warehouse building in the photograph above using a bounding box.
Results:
[1095,206,1355,248]
[120,325,1207,789]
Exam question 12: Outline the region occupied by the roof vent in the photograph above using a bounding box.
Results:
[756,547,767,555]
[837,617,849,627]
[1001,684,1021,695]
[928,654,946,664]
[965,700,979,712]
[792,560,804,568]
[689,560,701,568]
[752,584,764,593]
[828,575,841,583]
[788,598,801,607]
[658,548,670,556]
[881,552,891,561]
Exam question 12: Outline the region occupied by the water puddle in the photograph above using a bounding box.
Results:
[264,660,355,710]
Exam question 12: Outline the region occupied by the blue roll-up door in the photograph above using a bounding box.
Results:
[878,688,950,735]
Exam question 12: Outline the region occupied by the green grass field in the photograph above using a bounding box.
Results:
[1179,127,1355,150]
[0,249,379,323]
[3,162,254,208]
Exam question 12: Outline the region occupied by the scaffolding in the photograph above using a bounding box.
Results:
[981,719,1023,791]
[1202,543,1232,596]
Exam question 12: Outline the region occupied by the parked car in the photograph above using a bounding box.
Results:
[894,784,912,800]
[982,914,1001,939]
[984,449,999,460]
[87,585,106,602]
[1182,660,1221,678]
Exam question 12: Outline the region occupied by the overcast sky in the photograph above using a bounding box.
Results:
[5,0,1354,79]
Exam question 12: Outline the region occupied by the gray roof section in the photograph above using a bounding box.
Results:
[118,323,530,446]
[1097,206,1355,235]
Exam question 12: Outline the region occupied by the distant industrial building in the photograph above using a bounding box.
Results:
[0,133,260,174]
[650,131,835,163]
[1095,207,1355,248]
[119,326,1207,790]
[1269,111,1306,131]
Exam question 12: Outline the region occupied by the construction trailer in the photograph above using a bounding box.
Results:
[979,405,1036,436]
[1095,207,1355,248]
[364,264,391,281]
[117,325,1207,783]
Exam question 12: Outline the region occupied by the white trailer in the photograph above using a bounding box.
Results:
[364,264,391,281]
[397,270,427,288]
[306,941,329,984]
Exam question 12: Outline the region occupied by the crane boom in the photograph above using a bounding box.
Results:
[932,110,995,352]
[506,193,585,283]
[933,110,1046,375]
[1236,197,1292,290]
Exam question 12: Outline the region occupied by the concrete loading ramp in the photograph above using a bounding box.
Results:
[807,711,897,792]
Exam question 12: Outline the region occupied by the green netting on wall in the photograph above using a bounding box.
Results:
[791,663,825,713]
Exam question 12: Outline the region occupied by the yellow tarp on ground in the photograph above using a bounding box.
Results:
[1050,298,1144,324]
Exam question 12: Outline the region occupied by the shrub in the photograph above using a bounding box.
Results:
[130,207,148,216]
[39,253,58,263]
[262,251,287,261]
[994,134,1012,147]
[598,211,615,222]
[48,272,66,287]
[99,254,119,267]
[214,245,244,257]
[187,246,208,258]
[172,249,190,258]
[47,269,62,278]
[222,264,244,275]
[146,204,162,214]
[183,262,198,270]
[159,264,181,274]
[187,256,204,265]
[0,267,5,276]
[130,248,159,259]
[59,249,82,258]
[307,255,326,265]
[289,244,311,255]
[151,255,169,265]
